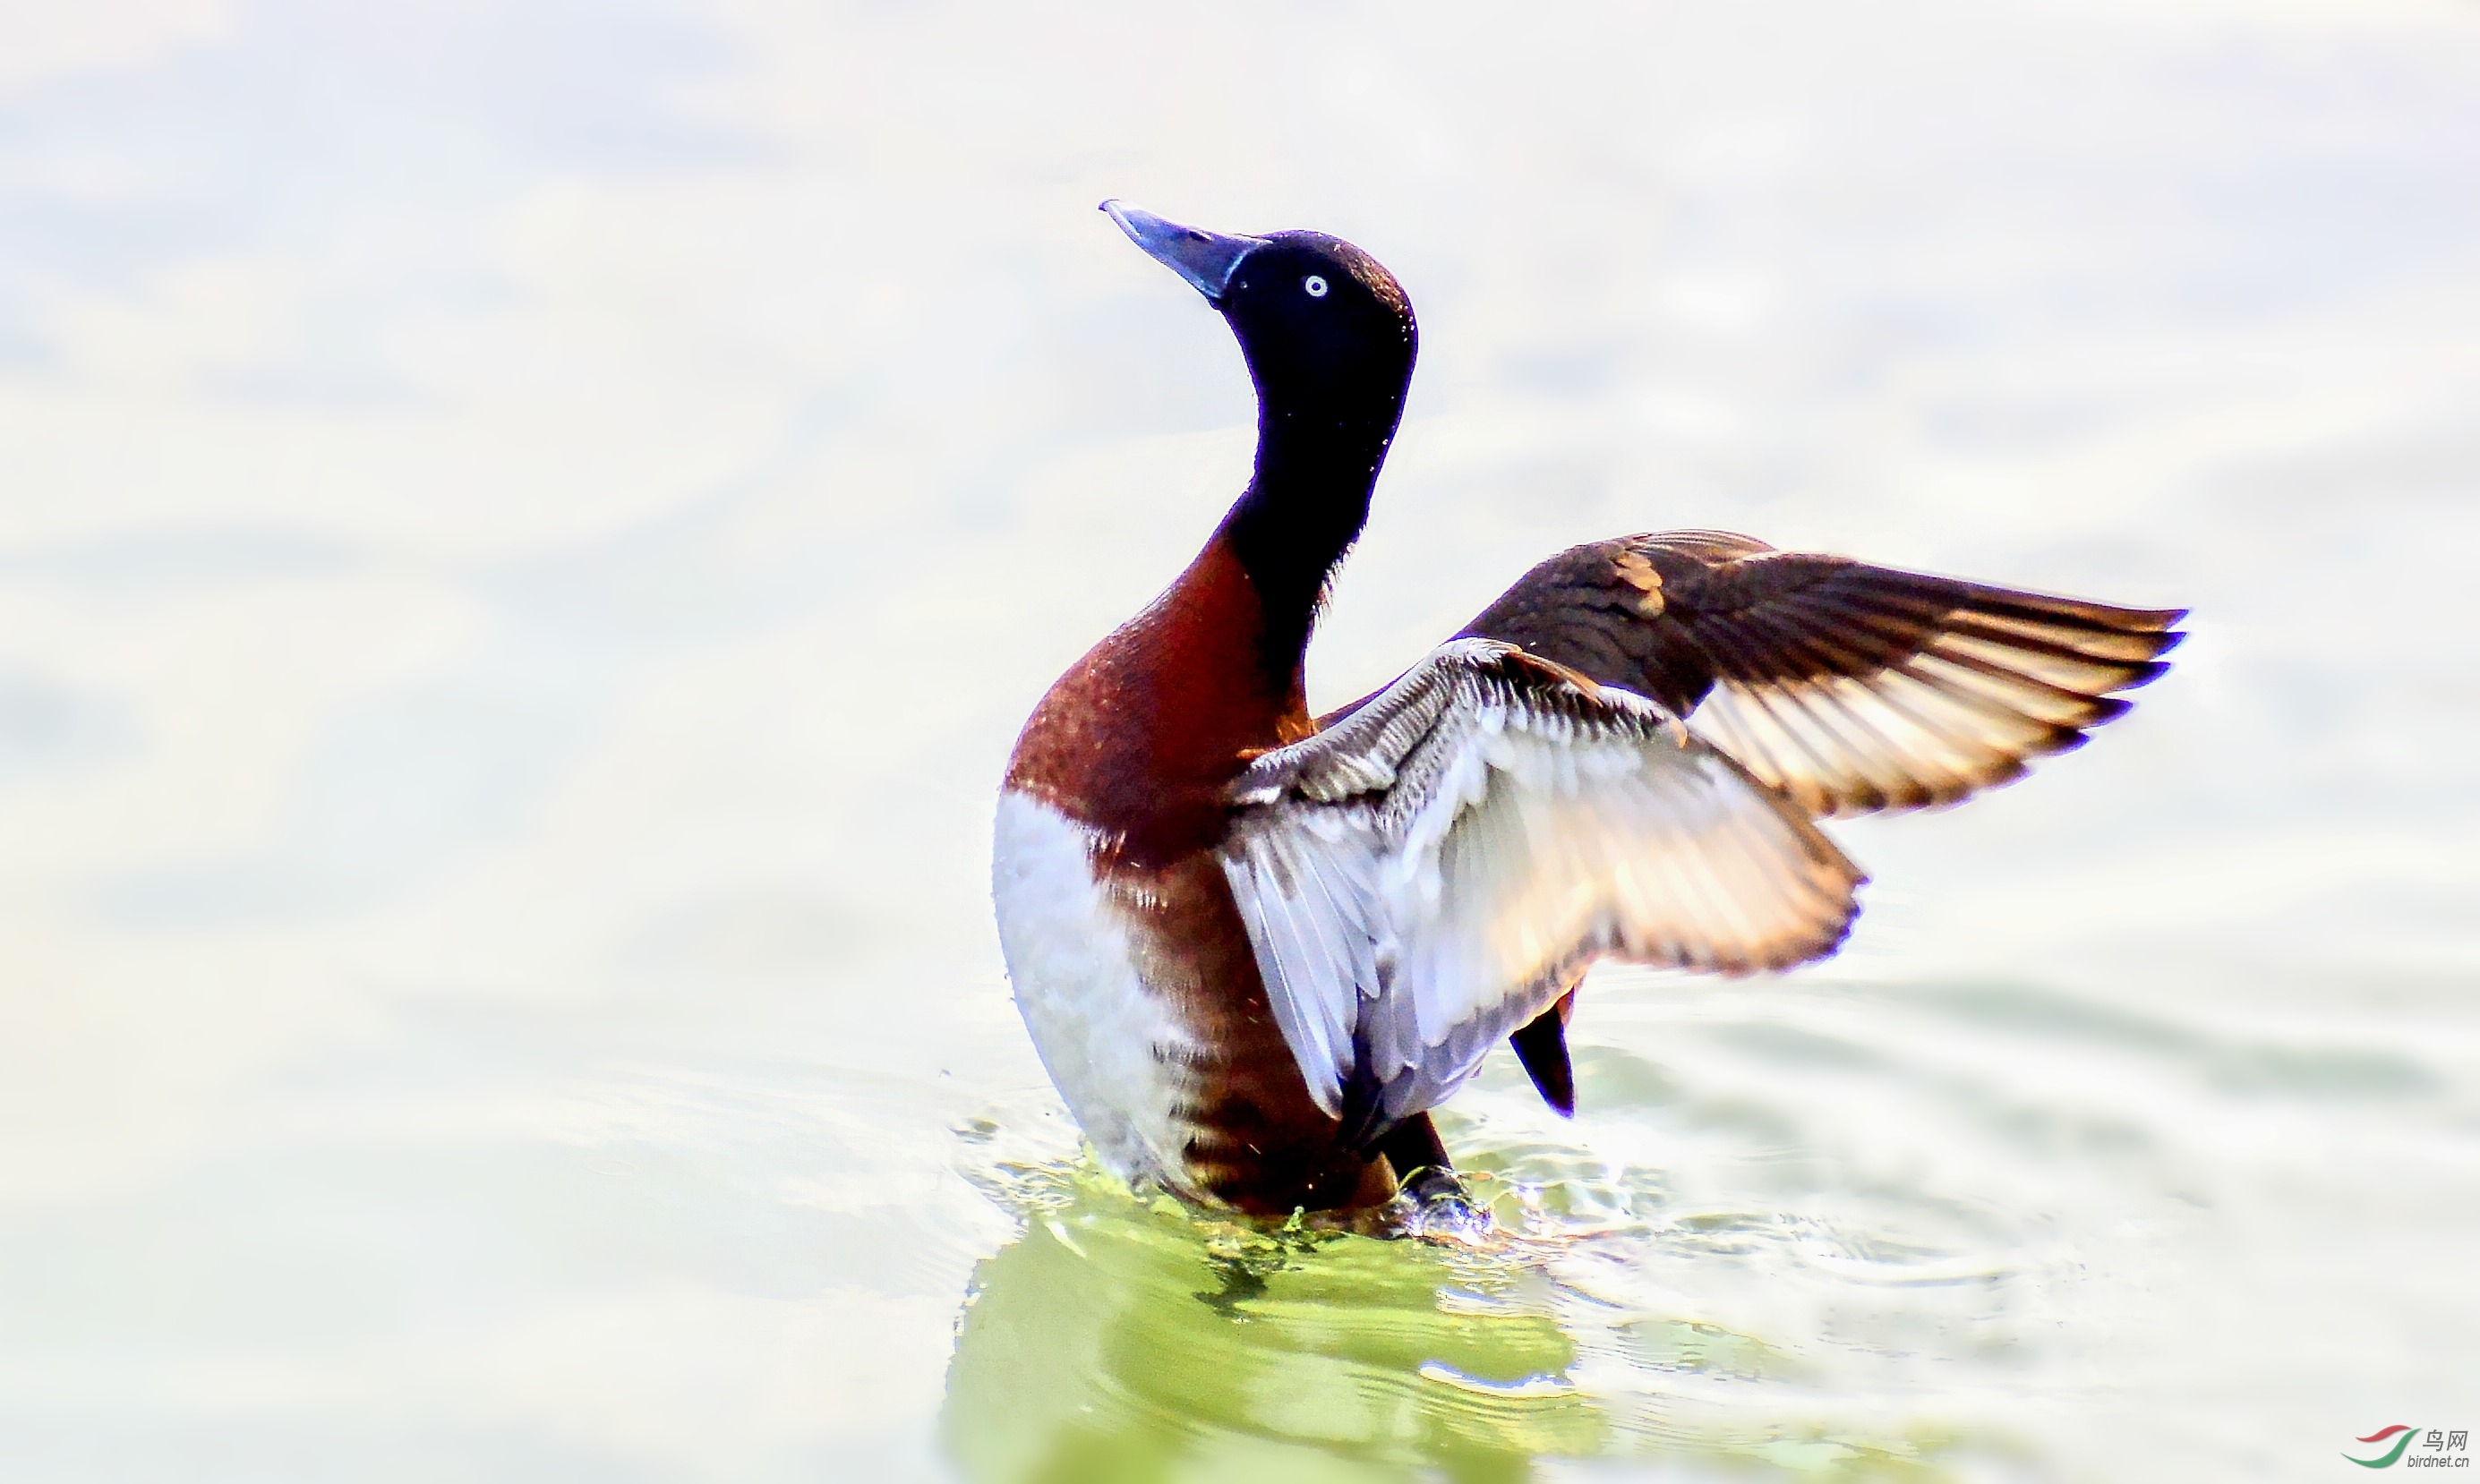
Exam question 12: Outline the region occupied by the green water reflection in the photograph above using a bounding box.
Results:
[941,1162,1964,1483]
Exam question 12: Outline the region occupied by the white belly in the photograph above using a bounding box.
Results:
[991,789,1199,1191]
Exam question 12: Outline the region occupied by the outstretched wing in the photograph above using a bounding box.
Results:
[1219,638,1863,1144]
[1459,531,2186,817]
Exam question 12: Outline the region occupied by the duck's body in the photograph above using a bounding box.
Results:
[996,214,1421,1211]
[996,555,1398,1208]
[998,535,1390,1212]
[994,203,2184,1217]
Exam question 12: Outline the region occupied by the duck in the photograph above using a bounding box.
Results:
[992,200,2184,1221]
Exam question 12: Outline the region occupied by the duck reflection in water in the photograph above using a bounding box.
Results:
[938,1155,1982,1483]
[941,1163,1595,1482]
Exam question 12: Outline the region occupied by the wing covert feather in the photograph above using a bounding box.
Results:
[1220,639,1863,1135]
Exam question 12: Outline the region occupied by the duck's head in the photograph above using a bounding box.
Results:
[1101,200,1416,432]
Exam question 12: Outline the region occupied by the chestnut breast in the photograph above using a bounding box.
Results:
[1005,535,1311,865]
[996,535,1382,1211]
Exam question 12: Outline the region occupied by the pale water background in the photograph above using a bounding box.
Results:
[4,2,2477,1480]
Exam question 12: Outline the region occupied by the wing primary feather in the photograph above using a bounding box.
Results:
[1463,535,2179,823]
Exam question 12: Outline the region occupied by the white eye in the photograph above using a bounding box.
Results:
[1303,275,1329,298]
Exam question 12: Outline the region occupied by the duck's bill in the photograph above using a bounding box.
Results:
[1100,200,1267,302]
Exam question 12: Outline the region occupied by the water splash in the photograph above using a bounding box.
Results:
[943,1144,1997,1482]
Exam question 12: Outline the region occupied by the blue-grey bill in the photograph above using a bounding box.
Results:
[1100,200,1268,302]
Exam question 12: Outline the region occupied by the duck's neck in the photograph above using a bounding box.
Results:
[1219,389,1405,686]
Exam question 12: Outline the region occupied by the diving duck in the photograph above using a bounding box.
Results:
[993,201,2183,1219]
